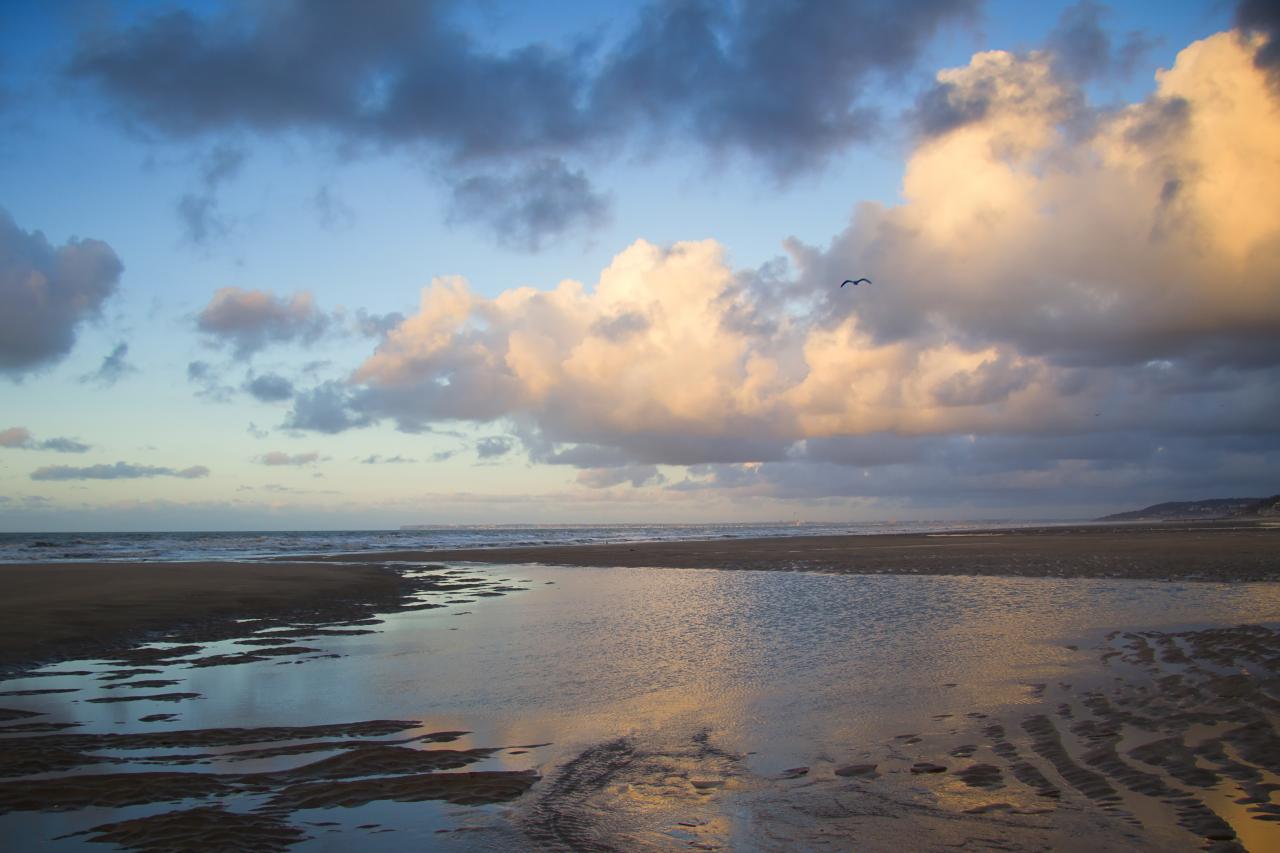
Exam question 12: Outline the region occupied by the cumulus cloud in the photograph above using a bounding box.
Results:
[449,158,609,252]
[0,209,123,377]
[31,461,209,480]
[243,372,295,402]
[257,451,319,466]
[0,426,90,453]
[291,30,1280,505]
[80,342,136,386]
[1236,0,1280,76]
[197,288,330,358]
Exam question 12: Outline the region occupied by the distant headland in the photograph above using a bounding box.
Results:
[1098,495,1280,522]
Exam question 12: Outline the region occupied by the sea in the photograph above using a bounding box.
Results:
[0,519,1069,563]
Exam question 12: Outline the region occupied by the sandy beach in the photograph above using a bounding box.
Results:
[0,561,413,669]
[321,522,1280,581]
[4,523,1277,669]
[3,528,1280,850]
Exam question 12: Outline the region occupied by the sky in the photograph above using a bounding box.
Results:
[1,0,1278,531]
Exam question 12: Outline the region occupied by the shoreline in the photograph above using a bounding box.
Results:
[0,561,413,672]
[5,522,1277,671]
[305,521,1280,581]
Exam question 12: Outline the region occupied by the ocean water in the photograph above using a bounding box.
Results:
[0,520,1066,563]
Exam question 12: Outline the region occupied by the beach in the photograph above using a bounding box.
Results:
[0,561,411,669]
[2,524,1280,850]
[328,521,1280,581]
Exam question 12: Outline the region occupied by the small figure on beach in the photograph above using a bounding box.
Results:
[841,277,871,287]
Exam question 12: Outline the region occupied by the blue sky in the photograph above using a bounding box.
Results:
[1,1,1277,530]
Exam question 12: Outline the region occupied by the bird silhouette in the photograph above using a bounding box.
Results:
[841,278,871,287]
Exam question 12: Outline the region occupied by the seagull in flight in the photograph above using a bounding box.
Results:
[841,277,871,287]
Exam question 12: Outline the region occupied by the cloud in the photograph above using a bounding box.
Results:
[313,184,354,230]
[1044,1,1153,83]
[186,359,235,401]
[196,288,329,358]
[284,380,371,433]
[68,2,978,201]
[0,208,123,377]
[360,454,415,464]
[1236,0,1280,76]
[31,461,209,480]
[243,372,295,402]
[80,342,136,386]
[351,309,405,339]
[0,426,33,448]
[591,0,979,175]
[257,451,320,466]
[177,143,246,244]
[475,436,514,459]
[449,158,609,252]
[578,464,664,489]
[1,426,90,453]
[290,30,1279,509]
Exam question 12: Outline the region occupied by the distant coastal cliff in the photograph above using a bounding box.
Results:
[1098,495,1280,522]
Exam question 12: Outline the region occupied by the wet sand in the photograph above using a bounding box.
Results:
[0,561,413,669]
[2,557,1279,850]
[317,522,1280,581]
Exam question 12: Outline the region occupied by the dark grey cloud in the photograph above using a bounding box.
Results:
[68,2,589,156]
[1045,1,1153,83]
[593,0,979,175]
[196,288,330,358]
[449,158,608,252]
[679,428,1280,512]
[257,450,319,466]
[243,372,295,402]
[0,208,123,377]
[0,426,90,453]
[475,435,514,459]
[69,0,977,189]
[1236,0,1280,73]
[284,380,371,433]
[31,461,209,480]
[80,342,135,386]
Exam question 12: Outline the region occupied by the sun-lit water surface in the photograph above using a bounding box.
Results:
[3,566,1280,850]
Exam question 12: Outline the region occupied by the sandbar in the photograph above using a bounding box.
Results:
[0,561,402,669]
[316,522,1280,581]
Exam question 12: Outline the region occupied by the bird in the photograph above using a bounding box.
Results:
[841,277,871,287]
